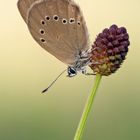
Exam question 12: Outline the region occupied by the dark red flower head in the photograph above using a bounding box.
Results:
[89,24,130,76]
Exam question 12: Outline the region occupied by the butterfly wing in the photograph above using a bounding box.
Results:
[18,0,89,65]
[17,0,40,23]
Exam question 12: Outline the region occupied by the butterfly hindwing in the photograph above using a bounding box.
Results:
[18,0,89,65]
[17,0,40,23]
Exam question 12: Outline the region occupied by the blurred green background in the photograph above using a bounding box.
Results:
[0,0,140,140]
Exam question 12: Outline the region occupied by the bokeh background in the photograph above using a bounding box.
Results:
[0,0,140,140]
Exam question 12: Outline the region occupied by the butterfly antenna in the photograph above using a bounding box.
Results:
[42,69,67,93]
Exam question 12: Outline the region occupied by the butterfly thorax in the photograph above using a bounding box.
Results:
[67,50,91,77]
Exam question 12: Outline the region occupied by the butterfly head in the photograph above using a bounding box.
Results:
[67,66,87,77]
[67,67,77,77]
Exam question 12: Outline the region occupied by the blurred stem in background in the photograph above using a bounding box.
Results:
[74,74,102,140]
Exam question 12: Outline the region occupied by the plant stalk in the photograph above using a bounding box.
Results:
[74,74,102,140]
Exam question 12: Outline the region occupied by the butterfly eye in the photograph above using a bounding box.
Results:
[77,21,81,26]
[41,20,45,25]
[45,16,50,21]
[40,38,46,43]
[53,15,59,21]
[69,18,75,24]
[62,18,67,24]
[40,29,45,35]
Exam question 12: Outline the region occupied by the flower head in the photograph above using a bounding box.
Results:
[89,24,130,76]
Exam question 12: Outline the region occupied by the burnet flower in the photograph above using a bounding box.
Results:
[89,24,130,76]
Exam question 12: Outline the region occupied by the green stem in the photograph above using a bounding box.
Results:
[74,74,102,140]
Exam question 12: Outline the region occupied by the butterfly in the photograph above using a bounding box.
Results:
[17,0,91,77]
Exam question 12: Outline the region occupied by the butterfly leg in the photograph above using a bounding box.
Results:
[81,67,87,74]
[85,73,96,76]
